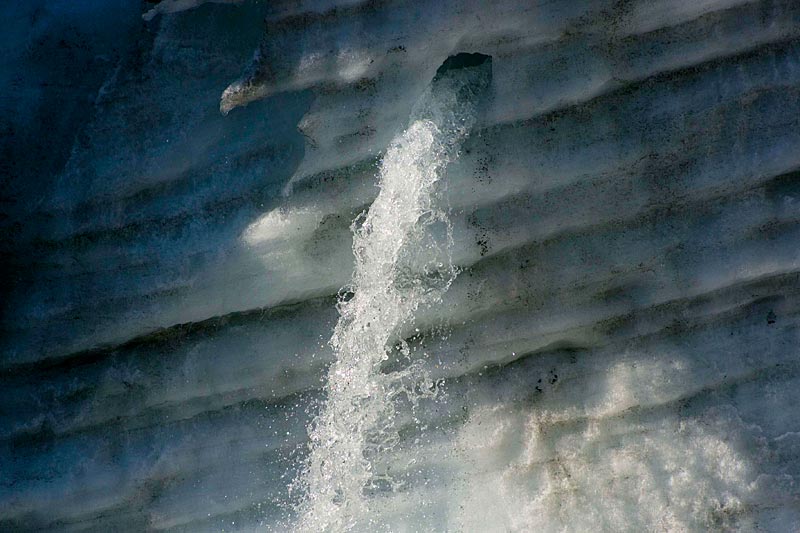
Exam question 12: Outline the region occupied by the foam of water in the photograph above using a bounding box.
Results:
[292,56,491,532]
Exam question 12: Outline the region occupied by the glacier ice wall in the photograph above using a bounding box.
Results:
[1,0,800,531]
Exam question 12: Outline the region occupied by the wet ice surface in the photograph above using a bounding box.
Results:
[295,55,490,532]
[1,0,800,531]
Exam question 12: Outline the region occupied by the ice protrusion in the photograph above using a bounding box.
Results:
[142,0,242,22]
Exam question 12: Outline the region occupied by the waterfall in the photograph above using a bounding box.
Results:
[293,54,491,532]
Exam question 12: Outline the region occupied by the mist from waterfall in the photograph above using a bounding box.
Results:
[292,55,492,532]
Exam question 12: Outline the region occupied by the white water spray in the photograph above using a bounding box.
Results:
[293,54,491,531]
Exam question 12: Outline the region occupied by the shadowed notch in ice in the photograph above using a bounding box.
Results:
[433,52,492,80]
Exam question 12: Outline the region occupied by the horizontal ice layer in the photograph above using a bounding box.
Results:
[3,274,798,530]
[1,0,799,530]
[4,1,800,366]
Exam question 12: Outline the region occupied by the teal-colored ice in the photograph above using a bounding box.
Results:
[1,1,799,531]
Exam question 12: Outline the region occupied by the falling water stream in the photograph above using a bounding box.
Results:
[293,54,492,531]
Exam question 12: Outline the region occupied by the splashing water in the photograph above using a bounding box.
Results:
[293,55,491,531]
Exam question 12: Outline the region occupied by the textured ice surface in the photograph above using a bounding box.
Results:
[1,0,799,531]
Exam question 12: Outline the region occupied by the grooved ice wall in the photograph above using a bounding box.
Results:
[1,0,799,531]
